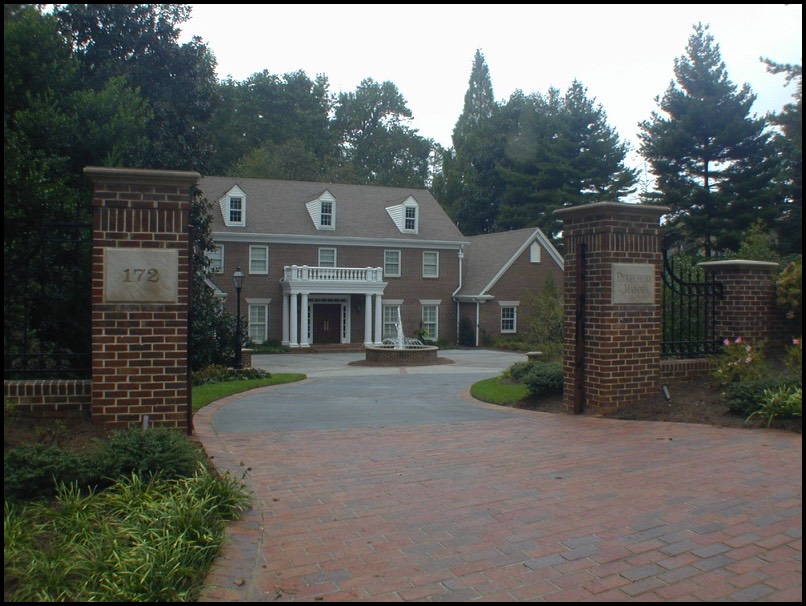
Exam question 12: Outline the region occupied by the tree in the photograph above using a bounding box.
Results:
[442,50,507,235]
[497,82,636,241]
[639,23,779,257]
[4,5,151,371]
[54,3,219,172]
[189,189,237,371]
[207,70,338,177]
[763,59,802,256]
[333,78,432,187]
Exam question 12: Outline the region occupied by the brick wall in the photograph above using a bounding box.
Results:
[4,380,92,417]
[86,167,200,431]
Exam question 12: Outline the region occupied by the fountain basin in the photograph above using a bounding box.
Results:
[364,343,440,366]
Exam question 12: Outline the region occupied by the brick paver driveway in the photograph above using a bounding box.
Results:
[194,351,802,602]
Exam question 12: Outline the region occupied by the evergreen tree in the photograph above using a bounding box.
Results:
[442,49,507,235]
[763,59,802,256]
[639,23,779,257]
[497,82,636,241]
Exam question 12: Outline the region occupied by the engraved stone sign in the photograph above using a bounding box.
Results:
[104,248,179,303]
[611,263,654,305]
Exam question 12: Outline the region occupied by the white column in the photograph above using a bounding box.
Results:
[299,293,310,347]
[374,295,383,345]
[363,293,373,346]
[281,294,290,346]
[289,292,298,347]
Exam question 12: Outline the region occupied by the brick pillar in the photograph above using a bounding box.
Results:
[698,260,779,348]
[86,167,200,431]
[555,202,668,415]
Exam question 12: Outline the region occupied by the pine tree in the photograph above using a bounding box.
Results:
[763,59,802,256]
[497,82,636,241]
[442,50,506,235]
[639,23,779,257]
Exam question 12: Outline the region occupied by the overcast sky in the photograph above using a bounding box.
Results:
[180,3,802,172]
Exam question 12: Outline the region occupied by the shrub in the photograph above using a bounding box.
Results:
[192,364,270,386]
[91,427,207,485]
[4,444,94,501]
[749,385,802,427]
[505,361,535,382]
[522,362,564,399]
[711,336,767,386]
[776,259,802,322]
[723,377,801,417]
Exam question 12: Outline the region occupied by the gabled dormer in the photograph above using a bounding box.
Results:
[386,195,419,234]
[219,185,246,227]
[305,190,336,231]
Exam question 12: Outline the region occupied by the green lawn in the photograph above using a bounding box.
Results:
[470,376,528,405]
[192,373,306,412]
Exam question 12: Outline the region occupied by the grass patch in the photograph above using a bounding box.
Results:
[470,376,528,405]
[192,373,306,412]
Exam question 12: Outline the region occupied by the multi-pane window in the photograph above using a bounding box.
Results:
[422,251,439,278]
[248,304,268,344]
[501,306,517,333]
[404,205,417,231]
[384,250,401,277]
[229,196,243,224]
[206,245,224,274]
[249,246,268,274]
[382,305,401,340]
[319,247,337,267]
[421,305,438,341]
[321,200,333,227]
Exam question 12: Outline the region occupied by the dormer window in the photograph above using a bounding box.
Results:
[219,185,246,227]
[404,205,417,231]
[385,195,419,234]
[321,200,333,227]
[305,191,336,230]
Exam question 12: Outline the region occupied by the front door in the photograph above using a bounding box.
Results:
[312,303,342,344]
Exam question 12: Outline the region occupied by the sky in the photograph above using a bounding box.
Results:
[180,3,802,174]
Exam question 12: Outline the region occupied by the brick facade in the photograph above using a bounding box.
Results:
[556,202,668,415]
[86,167,200,431]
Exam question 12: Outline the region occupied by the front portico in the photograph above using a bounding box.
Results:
[281,265,387,348]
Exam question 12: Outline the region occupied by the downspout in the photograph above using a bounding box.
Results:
[475,300,481,348]
[452,246,464,345]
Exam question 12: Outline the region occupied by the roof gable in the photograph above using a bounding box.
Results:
[459,227,564,297]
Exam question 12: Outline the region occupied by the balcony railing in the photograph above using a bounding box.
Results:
[283,265,384,283]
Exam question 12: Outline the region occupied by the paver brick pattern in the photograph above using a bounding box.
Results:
[196,396,801,602]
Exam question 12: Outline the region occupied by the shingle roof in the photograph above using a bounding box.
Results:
[457,227,563,297]
[198,176,466,244]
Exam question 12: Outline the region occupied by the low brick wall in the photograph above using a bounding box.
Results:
[4,380,93,417]
[659,359,713,384]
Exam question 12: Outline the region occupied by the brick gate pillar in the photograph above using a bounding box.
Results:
[86,167,201,431]
[555,202,669,415]
[698,260,779,348]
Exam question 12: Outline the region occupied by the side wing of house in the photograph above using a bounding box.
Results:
[456,228,564,346]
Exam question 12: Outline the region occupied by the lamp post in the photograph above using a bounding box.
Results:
[232,266,245,369]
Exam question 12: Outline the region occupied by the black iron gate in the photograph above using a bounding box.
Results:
[4,212,93,379]
[661,239,723,358]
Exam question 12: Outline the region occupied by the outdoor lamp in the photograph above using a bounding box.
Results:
[232,266,245,369]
